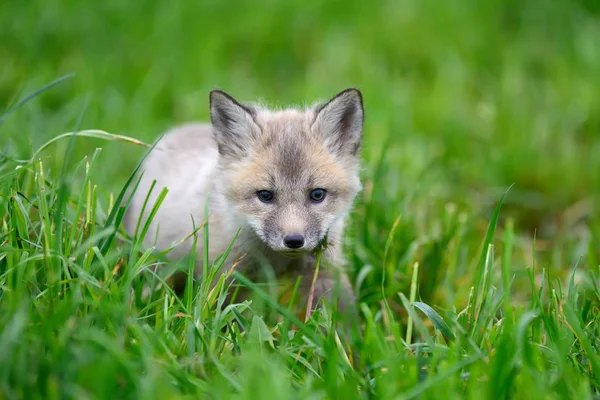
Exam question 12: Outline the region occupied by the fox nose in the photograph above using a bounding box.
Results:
[283,234,305,249]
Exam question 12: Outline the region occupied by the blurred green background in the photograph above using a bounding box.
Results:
[2,0,600,304]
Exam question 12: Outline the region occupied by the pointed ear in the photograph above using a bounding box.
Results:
[209,90,259,157]
[312,88,364,156]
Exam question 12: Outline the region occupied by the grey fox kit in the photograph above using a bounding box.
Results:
[124,89,364,313]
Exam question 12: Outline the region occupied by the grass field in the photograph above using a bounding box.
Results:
[2,0,600,398]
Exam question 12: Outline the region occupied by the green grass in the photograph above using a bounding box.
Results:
[2,0,600,398]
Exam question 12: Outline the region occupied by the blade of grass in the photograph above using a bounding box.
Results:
[0,73,75,126]
[405,262,419,345]
[412,302,455,341]
[98,134,161,254]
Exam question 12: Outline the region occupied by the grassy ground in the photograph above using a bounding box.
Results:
[2,0,600,398]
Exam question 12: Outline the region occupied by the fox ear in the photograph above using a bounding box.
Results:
[313,88,364,156]
[209,90,259,157]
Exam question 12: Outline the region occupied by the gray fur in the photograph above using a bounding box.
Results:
[124,89,364,312]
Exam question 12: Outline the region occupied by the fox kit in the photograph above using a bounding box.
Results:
[124,88,364,312]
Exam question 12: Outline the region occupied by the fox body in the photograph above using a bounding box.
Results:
[124,89,364,311]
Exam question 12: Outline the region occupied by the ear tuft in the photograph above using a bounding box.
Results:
[209,90,258,157]
[313,88,364,156]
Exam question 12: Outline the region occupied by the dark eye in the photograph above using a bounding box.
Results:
[257,190,274,203]
[309,188,327,203]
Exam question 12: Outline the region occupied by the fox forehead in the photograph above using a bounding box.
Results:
[232,138,350,195]
[225,110,356,199]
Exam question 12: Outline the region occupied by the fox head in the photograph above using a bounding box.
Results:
[209,89,364,255]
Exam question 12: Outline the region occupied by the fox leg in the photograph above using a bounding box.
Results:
[296,254,356,314]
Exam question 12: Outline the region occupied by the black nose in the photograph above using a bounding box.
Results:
[284,234,305,249]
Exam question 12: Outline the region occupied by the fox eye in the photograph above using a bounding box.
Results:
[257,190,274,203]
[309,188,327,203]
